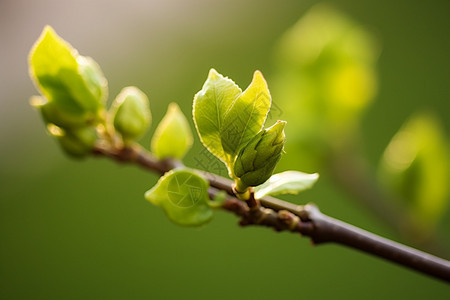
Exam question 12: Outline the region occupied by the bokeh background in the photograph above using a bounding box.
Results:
[1,0,450,299]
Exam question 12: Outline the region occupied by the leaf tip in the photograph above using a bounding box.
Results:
[37,25,63,48]
[253,69,264,78]
[144,186,159,206]
[271,120,287,131]
[208,68,220,80]
[42,25,56,36]
[28,26,57,90]
[252,70,268,87]
[168,102,180,113]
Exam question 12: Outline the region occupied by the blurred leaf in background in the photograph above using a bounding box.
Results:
[273,4,379,172]
[379,113,449,240]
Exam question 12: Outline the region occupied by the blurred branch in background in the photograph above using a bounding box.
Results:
[272,4,450,254]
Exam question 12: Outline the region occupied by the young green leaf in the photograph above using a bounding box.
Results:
[29,26,107,128]
[220,71,271,158]
[254,171,319,199]
[193,69,242,165]
[145,169,213,227]
[111,86,151,144]
[151,103,193,159]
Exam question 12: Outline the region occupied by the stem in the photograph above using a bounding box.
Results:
[232,178,251,201]
[92,143,450,282]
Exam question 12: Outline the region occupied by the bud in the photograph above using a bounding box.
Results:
[111,86,151,144]
[151,103,193,159]
[48,125,97,158]
[233,121,286,189]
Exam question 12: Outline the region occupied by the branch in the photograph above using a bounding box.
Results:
[92,143,450,282]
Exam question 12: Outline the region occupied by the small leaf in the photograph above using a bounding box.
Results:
[145,169,213,227]
[193,69,242,165]
[254,171,319,199]
[151,103,193,159]
[111,86,151,143]
[29,26,107,128]
[221,71,271,159]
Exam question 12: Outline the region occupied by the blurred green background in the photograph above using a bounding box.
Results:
[1,0,450,299]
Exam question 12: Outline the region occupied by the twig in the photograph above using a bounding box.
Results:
[92,143,450,282]
[306,205,450,282]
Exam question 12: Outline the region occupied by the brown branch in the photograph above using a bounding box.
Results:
[306,205,450,282]
[92,143,450,282]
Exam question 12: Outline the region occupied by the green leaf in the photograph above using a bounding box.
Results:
[151,103,193,159]
[378,113,449,234]
[29,26,107,128]
[145,169,213,227]
[254,171,319,199]
[220,71,271,159]
[193,69,242,165]
[111,86,151,143]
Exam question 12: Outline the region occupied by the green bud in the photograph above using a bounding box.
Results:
[48,125,97,158]
[29,26,108,129]
[151,103,193,159]
[233,121,286,188]
[111,86,151,144]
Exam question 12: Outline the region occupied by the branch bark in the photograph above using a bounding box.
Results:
[92,143,450,282]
